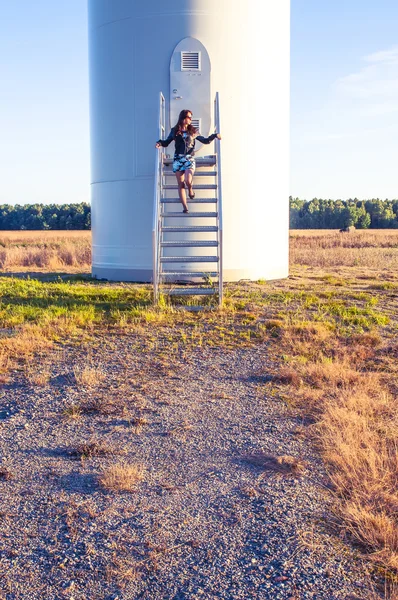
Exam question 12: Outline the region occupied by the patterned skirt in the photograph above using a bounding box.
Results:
[172,154,196,173]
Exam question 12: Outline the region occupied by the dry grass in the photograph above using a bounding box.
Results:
[290,229,398,268]
[99,463,145,492]
[73,365,106,388]
[1,228,398,585]
[129,416,149,434]
[105,557,141,587]
[271,366,303,387]
[25,368,51,387]
[0,231,90,240]
[0,230,91,271]
[268,315,398,573]
[2,229,398,272]
[318,383,398,570]
[63,394,130,419]
[69,439,116,459]
[290,229,398,244]
[63,403,82,420]
[167,420,194,438]
[0,324,53,378]
[243,453,306,476]
[78,394,129,417]
[0,468,14,481]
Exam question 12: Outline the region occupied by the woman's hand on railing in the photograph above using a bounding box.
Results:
[155,142,161,148]
[216,134,222,140]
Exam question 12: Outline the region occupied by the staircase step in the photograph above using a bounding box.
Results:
[161,241,218,247]
[162,226,218,233]
[164,171,216,177]
[162,287,217,296]
[161,212,218,218]
[161,271,219,278]
[163,157,216,167]
[160,256,219,263]
[163,184,217,190]
[161,198,217,204]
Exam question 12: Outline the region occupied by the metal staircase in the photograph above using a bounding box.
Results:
[152,93,223,308]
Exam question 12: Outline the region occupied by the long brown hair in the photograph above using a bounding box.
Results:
[173,109,197,136]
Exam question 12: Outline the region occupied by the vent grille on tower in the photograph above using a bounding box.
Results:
[191,118,201,131]
[181,52,201,71]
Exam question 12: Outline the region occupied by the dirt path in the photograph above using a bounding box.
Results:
[0,329,377,599]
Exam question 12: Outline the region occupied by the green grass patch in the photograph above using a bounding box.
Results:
[368,281,398,291]
[319,275,349,286]
[0,277,152,329]
[0,275,392,377]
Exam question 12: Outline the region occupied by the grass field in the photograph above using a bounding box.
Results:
[0,230,91,271]
[1,229,397,594]
[1,228,398,271]
[291,229,398,269]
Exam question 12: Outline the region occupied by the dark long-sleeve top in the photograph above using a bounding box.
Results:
[157,127,218,156]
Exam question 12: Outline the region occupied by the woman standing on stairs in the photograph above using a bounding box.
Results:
[156,109,221,213]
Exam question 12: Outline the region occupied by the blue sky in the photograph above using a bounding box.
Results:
[291,0,398,199]
[0,1,89,205]
[1,0,397,205]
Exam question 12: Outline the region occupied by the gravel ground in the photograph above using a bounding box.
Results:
[0,329,378,599]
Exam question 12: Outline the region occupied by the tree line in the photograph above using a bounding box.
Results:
[0,203,91,230]
[290,197,398,229]
[1,199,398,230]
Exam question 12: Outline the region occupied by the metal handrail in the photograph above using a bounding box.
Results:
[214,92,223,307]
[152,92,165,304]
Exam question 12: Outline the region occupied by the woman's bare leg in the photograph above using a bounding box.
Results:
[185,169,194,198]
[175,172,188,211]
